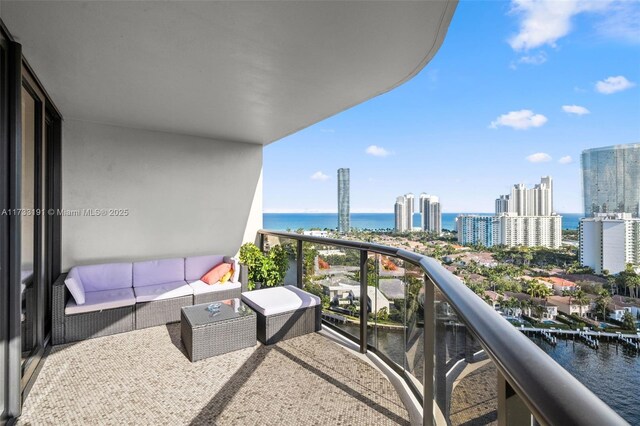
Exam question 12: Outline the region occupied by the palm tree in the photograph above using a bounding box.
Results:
[616,264,640,298]
[574,289,590,317]
[526,281,540,298]
[595,290,611,321]
[534,304,545,320]
[538,285,553,300]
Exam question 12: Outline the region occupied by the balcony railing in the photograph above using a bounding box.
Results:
[256,229,627,426]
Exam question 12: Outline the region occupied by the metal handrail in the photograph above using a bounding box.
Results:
[257,229,627,426]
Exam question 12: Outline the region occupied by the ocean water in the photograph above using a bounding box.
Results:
[264,212,583,231]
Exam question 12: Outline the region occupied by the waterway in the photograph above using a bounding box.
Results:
[533,336,640,424]
[334,323,639,423]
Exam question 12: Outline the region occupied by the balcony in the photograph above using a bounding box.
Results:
[17,326,412,425]
[0,2,631,424]
[16,231,627,425]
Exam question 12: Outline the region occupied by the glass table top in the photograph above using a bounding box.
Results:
[182,298,254,327]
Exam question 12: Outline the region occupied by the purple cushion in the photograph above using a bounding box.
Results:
[75,263,133,292]
[133,258,185,287]
[184,255,225,281]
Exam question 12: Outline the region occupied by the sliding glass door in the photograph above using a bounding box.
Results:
[20,67,58,395]
[1,27,61,421]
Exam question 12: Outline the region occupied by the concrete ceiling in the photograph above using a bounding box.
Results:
[2,1,457,145]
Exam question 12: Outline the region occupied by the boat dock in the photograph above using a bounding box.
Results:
[520,327,640,351]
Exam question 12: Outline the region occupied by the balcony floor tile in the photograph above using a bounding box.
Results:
[18,324,410,425]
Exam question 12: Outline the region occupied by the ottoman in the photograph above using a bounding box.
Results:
[241,285,322,345]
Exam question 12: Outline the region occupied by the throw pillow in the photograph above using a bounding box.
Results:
[220,270,233,283]
[202,262,231,285]
[64,268,86,305]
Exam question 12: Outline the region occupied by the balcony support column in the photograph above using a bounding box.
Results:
[497,372,534,426]
[423,275,435,426]
[296,240,303,288]
[359,250,368,354]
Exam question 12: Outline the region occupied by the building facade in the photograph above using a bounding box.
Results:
[489,176,561,249]
[405,193,414,230]
[456,215,494,247]
[582,144,640,218]
[495,176,553,216]
[421,194,441,235]
[579,213,640,274]
[494,214,562,248]
[394,196,409,232]
[337,168,350,233]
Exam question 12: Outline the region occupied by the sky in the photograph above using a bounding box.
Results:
[264,0,640,214]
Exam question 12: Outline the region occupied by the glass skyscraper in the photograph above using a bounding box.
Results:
[582,144,640,217]
[337,168,350,233]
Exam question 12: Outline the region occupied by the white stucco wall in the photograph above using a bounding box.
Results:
[61,119,262,270]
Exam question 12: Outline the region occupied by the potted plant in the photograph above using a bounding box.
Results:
[239,243,290,290]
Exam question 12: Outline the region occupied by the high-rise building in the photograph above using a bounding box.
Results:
[457,215,494,247]
[498,177,553,216]
[539,176,553,215]
[494,214,562,249]
[394,196,409,232]
[419,193,428,214]
[405,193,415,230]
[579,213,640,274]
[489,176,561,248]
[582,144,640,217]
[337,168,350,233]
[495,195,511,215]
[421,194,441,235]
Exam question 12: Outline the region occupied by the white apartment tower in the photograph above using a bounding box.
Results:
[492,176,561,249]
[499,177,553,216]
[419,193,427,214]
[394,196,409,232]
[580,213,640,274]
[405,193,415,230]
[337,168,350,233]
[421,195,442,235]
[495,215,562,249]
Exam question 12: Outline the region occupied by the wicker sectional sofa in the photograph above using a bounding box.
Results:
[53,255,248,345]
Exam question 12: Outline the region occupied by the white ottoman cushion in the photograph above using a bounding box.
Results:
[241,285,320,316]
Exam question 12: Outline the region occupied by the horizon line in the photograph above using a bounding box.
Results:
[263,210,583,214]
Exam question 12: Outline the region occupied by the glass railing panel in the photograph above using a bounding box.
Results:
[431,285,499,425]
[259,235,297,288]
[371,253,406,369]
[403,261,424,390]
[301,241,362,341]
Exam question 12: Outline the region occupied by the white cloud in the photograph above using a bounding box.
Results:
[508,0,611,51]
[558,155,573,164]
[595,76,636,94]
[519,51,548,65]
[365,145,390,157]
[527,152,553,163]
[490,110,548,130]
[596,2,640,44]
[562,105,590,115]
[310,171,329,181]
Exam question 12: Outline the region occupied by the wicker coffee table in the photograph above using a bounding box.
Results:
[180,298,256,362]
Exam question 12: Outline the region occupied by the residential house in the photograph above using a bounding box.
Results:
[548,295,592,317]
[537,277,578,295]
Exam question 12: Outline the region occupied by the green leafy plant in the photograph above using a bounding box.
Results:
[239,243,290,290]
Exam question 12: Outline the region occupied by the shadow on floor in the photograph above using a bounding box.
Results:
[166,322,189,357]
